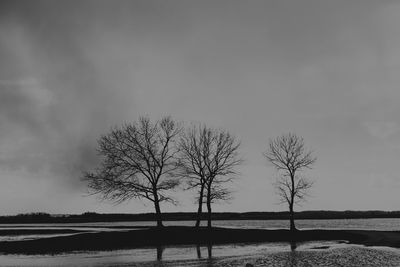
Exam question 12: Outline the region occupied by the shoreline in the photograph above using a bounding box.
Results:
[0,227,400,254]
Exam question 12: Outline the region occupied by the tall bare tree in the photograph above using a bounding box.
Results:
[177,125,207,227]
[264,133,316,231]
[178,124,242,228]
[83,116,181,228]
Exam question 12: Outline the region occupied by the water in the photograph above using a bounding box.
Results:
[186,218,400,231]
[2,217,400,230]
[1,219,400,266]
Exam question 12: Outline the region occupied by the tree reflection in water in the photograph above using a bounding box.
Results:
[196,244,201,259]
[154,243,214,262]
[195,244,213,259]
[288,241,298,267]
[156,245,164,261]
[290,240,297,251]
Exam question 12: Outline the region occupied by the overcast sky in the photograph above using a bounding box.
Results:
[1,0,400,215]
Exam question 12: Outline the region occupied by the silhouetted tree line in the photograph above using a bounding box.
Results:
[80,116,321,230]
[83,116,242,228]
[2,210,400,224]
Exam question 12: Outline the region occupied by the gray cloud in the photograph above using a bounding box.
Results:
[1,0,400,213]
[0,79,98,186]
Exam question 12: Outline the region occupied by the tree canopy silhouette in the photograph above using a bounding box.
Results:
[178,124,242,228]
[264,133,316,231]
[83,116,181,227]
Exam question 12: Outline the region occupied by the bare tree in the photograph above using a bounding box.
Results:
[178,124,242,228]
[83,116,181,228]
[177,125,208,228]
[264,133,316,231]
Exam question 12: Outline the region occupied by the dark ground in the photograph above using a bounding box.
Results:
[0,226,400,254]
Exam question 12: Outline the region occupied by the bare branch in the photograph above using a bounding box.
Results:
[264,133,316,230]
[177,123,242,227]
[82,116,181,226]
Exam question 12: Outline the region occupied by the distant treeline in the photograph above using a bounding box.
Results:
[1,211,400,224]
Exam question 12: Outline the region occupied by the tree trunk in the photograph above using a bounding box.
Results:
[153,191,163,228]
[289,202,296,231]
[206,186,212,229]
[289,174,296,232]
[195,185,204,228]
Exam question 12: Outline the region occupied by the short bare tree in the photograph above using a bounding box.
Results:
[83,116,181,228]
[178,124,242,228]
[264,133,316,231]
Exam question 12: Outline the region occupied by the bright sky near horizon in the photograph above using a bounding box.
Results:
[1,0,400,215]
